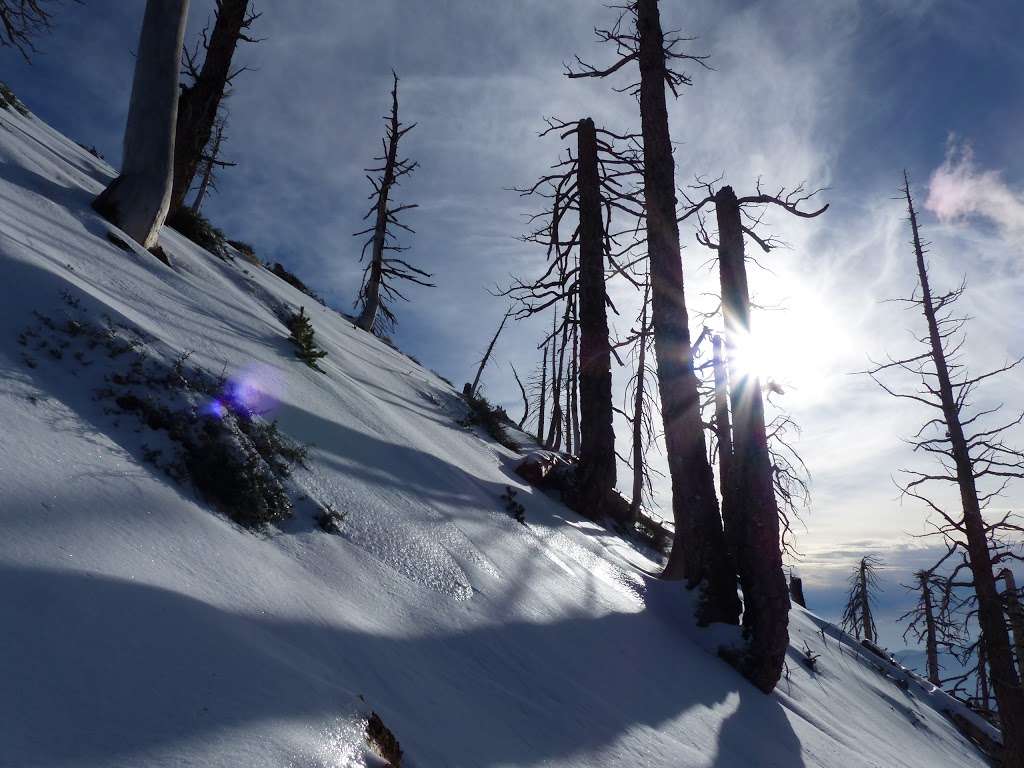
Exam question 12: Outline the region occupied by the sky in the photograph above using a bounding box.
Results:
[6,0,1024,652]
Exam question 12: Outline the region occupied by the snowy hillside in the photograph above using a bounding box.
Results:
[0,100,996,768]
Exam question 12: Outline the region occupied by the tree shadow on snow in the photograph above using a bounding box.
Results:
[1,563,806,767]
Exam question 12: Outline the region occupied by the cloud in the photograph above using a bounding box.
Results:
[925,138,1024,242]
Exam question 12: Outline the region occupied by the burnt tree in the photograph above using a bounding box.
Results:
[841,555,882,643]
[170,0,259,213]
[355,72,432,333]
[507,116,643,520]
[1001,568,1024,678]
[682,180,826,686]
[866,172,1024,765]
[470,308,511,397]
[899,569,960,686]
[190,111,235,213]
[567,0,739,629]
[93,0,190,250]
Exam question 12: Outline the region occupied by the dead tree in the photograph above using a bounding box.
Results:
[566,0,740,629]
[190,111,235,213]
[1001,568,1024,677]
[681,180,826,683]
[506,117,644,520]
[536,343,548,445]
[841,555,882,643]
[570,318,581,451]
[355,72,432,333]
[712,333,739,569]
[625,279,658,522]
[899,569,961,686]
[545,305,571,451]
[470,308,511,397]
[0,0,58,59]
[865,173,1024,765]
[170,0,259,213]
[788,573,807,609]
[93,0,191,250]
[511,363,530,430]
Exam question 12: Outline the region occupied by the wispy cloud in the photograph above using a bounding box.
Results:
[925,138,1024,242]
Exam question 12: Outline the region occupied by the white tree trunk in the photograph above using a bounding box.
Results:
[94,0,190,250]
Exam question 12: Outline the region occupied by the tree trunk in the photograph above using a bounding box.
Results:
[1001,569,1024,680]
[537,344,548,445]
[357,74,402,332]
[788,574,806,609]
[713,185,789,688]
[190,118,225,213]
[713,333,740,573]
[575,118,619,521]
[919,572,941,686]
[546,312,568,450]
[905,179,1024,765]
[93,0,190,249]
[471,311,509,396]
[636,0,738,627]
[629,282,651,523]
[858,558,875,643]
[571,316,581,452]
[170,0,249,213]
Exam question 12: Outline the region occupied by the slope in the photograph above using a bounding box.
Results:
[0,94,995,768]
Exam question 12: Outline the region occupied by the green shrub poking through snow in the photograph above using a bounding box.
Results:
[287,307,328,370]
[167,206,229,258]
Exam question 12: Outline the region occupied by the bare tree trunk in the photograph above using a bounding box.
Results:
[858,558,875,643]
[713,333,739,571]
[357,73,402,332]
[905,179,1024,763]
[629,282,651,523]
[636,0,738,628]
[1001,569,1024,679]
[511,363,529,430]
[470,310,510,396]
[537,343,548,445]
[191,116,226,213]
[918,571,941,686]
[788,574,806,609]
[93,0,190,250]
[546,310,569,451]
[575,118,619,521]
[713,185,789,687]
[170,0,252,213]
[571,316,581,452]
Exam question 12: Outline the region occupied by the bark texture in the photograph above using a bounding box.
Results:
[575,118,619,521]
[713,185,790,688]
[170,0,250,213]
[1002,569,1024,681]
[636,0,738,627]
[93,0,190,249]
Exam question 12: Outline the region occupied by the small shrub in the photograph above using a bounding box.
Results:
[227,239,261,266]
[0,82,29,116]
[269,262,325,305]
[801,643,820,672]
[286,307,328,370]
[167,206,229,259]
[461,390,519,451]
[500,486,526,525]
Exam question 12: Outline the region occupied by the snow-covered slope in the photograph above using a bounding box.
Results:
[0,101,995,768]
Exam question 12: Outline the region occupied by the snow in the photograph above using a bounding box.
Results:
[0,100,996,767]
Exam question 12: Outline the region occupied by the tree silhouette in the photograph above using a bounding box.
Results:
[171,0,260,213]
[566,0,740,632]
[354,72,433,334]
[865,173,1024,764]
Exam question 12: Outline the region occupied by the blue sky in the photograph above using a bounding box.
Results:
[6,0,1024,652]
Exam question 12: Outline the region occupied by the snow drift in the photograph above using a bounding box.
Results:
[0,95,996,767]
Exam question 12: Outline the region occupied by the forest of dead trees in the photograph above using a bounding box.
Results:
[9,0,1024,763]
